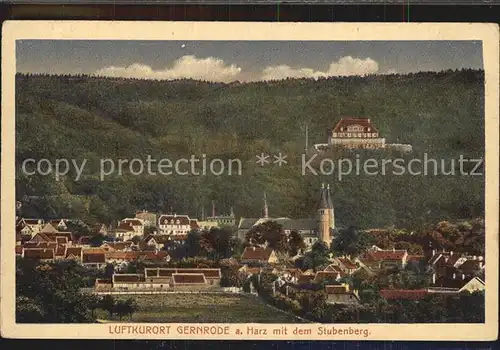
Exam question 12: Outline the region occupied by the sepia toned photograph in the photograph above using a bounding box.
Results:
[1,21,498,340]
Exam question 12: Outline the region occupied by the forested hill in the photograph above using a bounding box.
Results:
[15,70,485,229]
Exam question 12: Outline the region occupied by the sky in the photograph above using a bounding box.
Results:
[16,40,483,82]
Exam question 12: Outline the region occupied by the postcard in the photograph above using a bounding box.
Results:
[1,21,499,340]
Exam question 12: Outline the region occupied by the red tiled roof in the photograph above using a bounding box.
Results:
[82,253,106,264]
[158,215,191,226]
[337,258,358,269]
[172,273,207,284]
[116,222,135,231]
[65,247,82,258]
[144,235,171,244]
[407,255,425,262]
[297,274,315,284]
[113,274,144,283]
[241,246,274,261]
[106,251,140,261]
[380,289,429,300]
[24,248,54,260]
[332,118,379,133]
[367,250,406,261]
[101,242,133,250]
[314,271,340,283]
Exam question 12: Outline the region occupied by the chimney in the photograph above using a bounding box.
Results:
[252,246,256,251]
[453,273,456,279]
[450,251,453,256]
[432,273,436,285]
[392,247,395,252]
[432,249,436,256]
[473,255,477,260]
[462,274,465,280]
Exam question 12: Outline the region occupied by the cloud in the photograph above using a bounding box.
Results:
[260,56,380,81]
[94,55,242,83]
[95,55,384,83]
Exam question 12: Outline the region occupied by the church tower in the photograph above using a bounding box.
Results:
[317,183,331,246]
[326,184,335,231]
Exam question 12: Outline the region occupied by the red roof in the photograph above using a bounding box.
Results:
[113,274,144,283]
[332,118,379,133]
[314,271,340,283]
[24,248,54,260]
[367,250,406,261]
[337,258,358,269]
[82,253,106,264]
[241,246,274,261]
[172,273,207,284]
[380,289,429,300]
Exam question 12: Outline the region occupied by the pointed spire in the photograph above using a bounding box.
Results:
[263,192,269,218]
[326,184,334,209]
[319,183,329,209]
[230,206,235,217]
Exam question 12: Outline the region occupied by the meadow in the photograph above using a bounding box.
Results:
[97,293,307,323]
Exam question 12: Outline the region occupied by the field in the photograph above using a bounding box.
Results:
[97,293,307,323]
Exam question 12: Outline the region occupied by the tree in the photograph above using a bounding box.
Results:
[114,300,128,321]
[246,221,287,252]
[303,241,330,271]
[287,230,306,256]
[331,226,374,257]
[99,295,116,318]
[89,234,106,247]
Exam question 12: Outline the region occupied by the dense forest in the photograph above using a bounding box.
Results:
[15,69,485,229]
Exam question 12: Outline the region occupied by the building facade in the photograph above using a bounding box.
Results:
[328,118,386,149]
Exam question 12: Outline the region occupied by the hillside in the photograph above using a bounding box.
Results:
[15,70,485,229]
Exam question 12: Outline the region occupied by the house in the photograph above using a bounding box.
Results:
[328,118,386,149]
[323,265,348,279]
[112,274,148,290]
[54,245,67,260]
[314,271,342,284]
[325,284,360,305]
[328,257,359,275]
[121,218,145,236]
[137,251,171,263]
[49,219,68,231]
[380,289,430,300]
[40,223,57,233]
[171,273,210,290]
[142,234,171,251]
[16,222,34,237]
[92,223,109,236]
[297,274,315,285]
[17,218,44,236]
[135,210,157,228]
[431,273,485,293]
[356,247,408,270]
[240,246,278,265]
[23,248,55,262]
[158,214,192,236]
[143,268,221,286]
[65,247,83,262]
[82,250,106,269]
[105,251,141,265]
[95,279,113,291]
[100,241,134,252]
[113,222,138,242]
[75,236,91,247]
